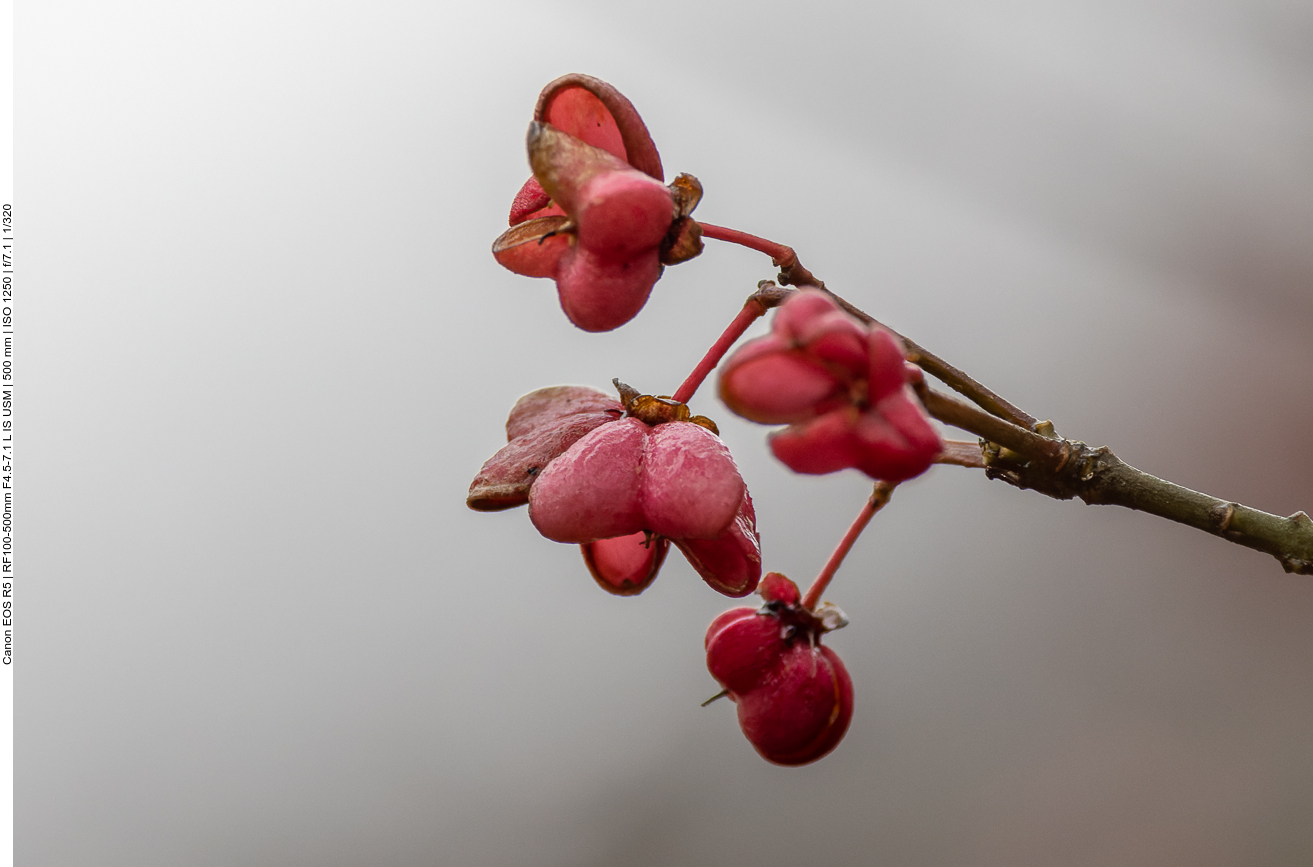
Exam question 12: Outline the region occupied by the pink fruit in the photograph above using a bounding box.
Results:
[719,289,942,482]
[469,386,760,597]
[704,573,853,766]
[493,75,701,332]
[528,417,744,544]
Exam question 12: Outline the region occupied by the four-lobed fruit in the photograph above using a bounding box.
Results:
[719,289,943,482]
[705,573,853,766]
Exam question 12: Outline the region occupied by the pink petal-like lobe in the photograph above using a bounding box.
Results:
[674,491,762,597]
[491,216,572,279]
[554,246,662,333]
[528,418,646,543]
[802,317,868,374]
[535,74,664,181]
[468,386,623,512]
[574,170,673,257]
[850,394,942,482]
[505,385,622,441]
[582,532,669,596]
[774,290,845,342]
[866,327,909,399]
[467,411,619,512]
[767,409,863,476]
[719,339,845,424]
[705,609,778,694]
[540,84,627,165]
[736,645,852,766]
[643,423,745,540]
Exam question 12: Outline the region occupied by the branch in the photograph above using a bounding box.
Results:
[697,225,1037,429]
[933,439,988,469]
[921,389,1063,465]
[692,230,1310,575]
[816,290,1038,430]
[922,388,1313,575]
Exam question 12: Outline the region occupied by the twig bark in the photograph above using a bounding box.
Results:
[933,440,988,469]
[922,389,1313,575]
[816,290,1038,430]
[772,243,1038,429]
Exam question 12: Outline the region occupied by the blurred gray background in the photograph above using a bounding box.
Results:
[20,1,1313,864]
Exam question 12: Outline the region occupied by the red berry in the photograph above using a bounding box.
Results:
[704,573,853,765]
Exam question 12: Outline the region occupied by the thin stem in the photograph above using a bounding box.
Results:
[701,689,730,707]
[699,221,1036,428]
[822,293,1039,429]
[698,223,828,289]
[697,222,795,264]
[802,482,897,610]
[934,439,987,469]
[921,389,1064,466]
[671,282,795,405]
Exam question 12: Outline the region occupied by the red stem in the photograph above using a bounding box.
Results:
[802,482,896,610]
[671,302,763,404]
[697,222,795,264]
[671,283,795,404]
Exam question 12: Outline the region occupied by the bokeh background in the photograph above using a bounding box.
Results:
[21,1,1313,864]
